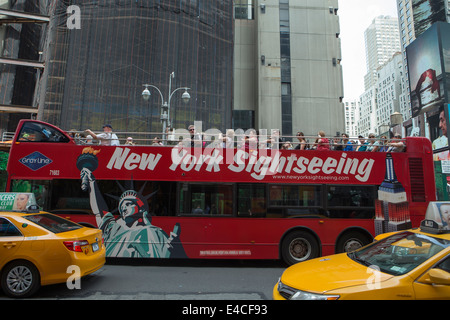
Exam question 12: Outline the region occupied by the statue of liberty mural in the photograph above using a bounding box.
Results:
[77,148,185,258]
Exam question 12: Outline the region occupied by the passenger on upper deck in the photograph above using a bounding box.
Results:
[316,131,330,151]
[151,137,163,146]
[125,137,135,145]
[366,133,380,152]
[85,124,120,146]
[378,135,389,152]
[386,134,405,152]
[341,133,354,151]
[222,129,235,149]
[188,124,202,147]
[356,135,368,151]
[331,136,343,151]
[294,132,308,150]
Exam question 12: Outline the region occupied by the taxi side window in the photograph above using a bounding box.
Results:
[436,257,450,273]
[0,218,22,237]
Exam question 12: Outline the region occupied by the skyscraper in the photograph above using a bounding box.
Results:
[363,16,401,91]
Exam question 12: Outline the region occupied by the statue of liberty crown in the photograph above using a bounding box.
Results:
[119,190,138,202]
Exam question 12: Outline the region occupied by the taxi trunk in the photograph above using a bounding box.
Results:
[41,227,105,286]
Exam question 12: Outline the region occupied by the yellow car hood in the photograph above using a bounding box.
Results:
[281,253,394,294]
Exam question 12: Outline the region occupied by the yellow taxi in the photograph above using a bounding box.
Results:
[274,202,450,300]
[0,193,105,298]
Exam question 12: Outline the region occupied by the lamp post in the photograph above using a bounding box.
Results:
[142,71,190,144]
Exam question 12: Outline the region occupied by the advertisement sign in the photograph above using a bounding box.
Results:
[0,193,36,211]
[412,0,447,37]
[407,23,445,118]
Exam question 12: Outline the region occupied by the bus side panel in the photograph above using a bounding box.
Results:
[100,217,375,260]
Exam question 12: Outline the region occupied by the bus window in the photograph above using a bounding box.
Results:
[326,185,376,219]
[17,122,70,143]
[11,179,50,210]
[237,184,266,217]
[179,183,233,215]
[269,185,322,207]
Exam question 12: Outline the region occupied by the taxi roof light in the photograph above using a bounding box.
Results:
[0,192,39,213]
[420,202,450,234]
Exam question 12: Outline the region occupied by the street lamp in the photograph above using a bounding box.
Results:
[142,72,190,144]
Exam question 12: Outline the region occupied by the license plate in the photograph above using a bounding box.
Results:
[92,242,99,252]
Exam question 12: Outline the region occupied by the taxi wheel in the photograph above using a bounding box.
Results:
[281,231,320,265]
[1,260,40,298]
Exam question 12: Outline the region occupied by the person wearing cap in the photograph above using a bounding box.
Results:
[85,124,120,146]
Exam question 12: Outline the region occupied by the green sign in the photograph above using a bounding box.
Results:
[0,193,37,211]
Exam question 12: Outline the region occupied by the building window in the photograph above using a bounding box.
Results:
[235,0,254,20]
[232,110,255,130]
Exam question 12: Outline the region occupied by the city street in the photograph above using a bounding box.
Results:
[0,259,285,300]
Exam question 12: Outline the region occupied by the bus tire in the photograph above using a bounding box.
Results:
[281,230,320,265]
[1,260,40,298]
[336,230,372,254]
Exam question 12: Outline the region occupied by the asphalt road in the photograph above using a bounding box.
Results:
[1,259,286,300]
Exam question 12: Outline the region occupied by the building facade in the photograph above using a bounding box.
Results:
[0,0,345,140]
[396,0,450,126]
[363,16,401,91]
[343,99,358,137]
[375,52,403,133]
[234,0,345,138]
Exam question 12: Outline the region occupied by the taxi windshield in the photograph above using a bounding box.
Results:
[349,231,450,276]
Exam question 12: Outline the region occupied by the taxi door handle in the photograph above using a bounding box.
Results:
[3,242,17,249]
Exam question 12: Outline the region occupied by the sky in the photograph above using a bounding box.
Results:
[338,0,399,99]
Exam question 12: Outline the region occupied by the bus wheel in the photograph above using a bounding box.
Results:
[336,231,372,254]
[281,231,319,265]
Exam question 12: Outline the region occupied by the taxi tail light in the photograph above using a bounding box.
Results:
[63,240,89,252]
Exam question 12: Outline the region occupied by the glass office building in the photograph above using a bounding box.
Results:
[37,0,233,133]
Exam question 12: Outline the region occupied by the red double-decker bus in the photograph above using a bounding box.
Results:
[6,120,436,264]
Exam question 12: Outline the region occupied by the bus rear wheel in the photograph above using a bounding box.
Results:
[336,231,372,254]
[281,231,319,265]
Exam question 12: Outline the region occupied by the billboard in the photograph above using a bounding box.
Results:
[412,0,447,37]
[407,23,446,118]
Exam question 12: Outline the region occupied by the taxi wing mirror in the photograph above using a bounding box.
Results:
[428,269,450,286]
